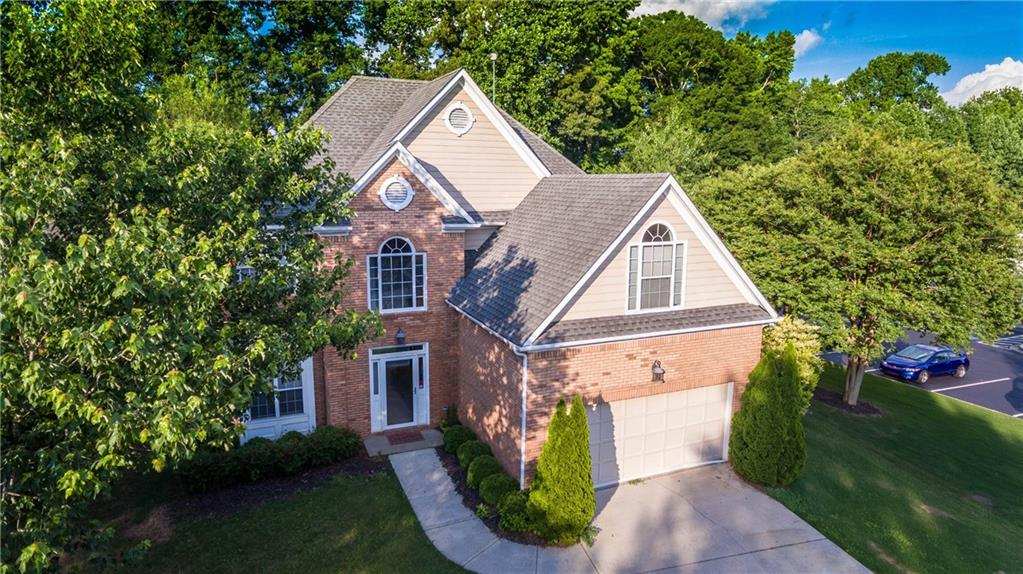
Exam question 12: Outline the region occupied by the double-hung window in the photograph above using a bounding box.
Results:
[627,223,686,311]
[368,237,426,312]
[249,370,304,420]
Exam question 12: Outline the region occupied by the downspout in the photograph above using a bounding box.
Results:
[512,347,528,489]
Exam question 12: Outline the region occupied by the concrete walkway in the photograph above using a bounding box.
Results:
[391,449,869,574]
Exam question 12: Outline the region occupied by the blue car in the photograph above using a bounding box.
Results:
[879,344,970,384]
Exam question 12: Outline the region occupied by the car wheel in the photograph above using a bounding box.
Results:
[918,370,930,384]
[954,364,967,378]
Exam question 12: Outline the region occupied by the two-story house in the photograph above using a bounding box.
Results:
[244,69,778,489]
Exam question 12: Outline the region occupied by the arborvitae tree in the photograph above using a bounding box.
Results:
[527,396,595,544]
[729,344,808,487]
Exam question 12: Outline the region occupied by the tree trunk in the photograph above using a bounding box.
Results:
[844,356,868,406]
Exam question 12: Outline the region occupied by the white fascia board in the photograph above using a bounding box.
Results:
[522,176,673,346]
[663,176,778,318]
[521,317,779,352]
[350,142,474,223]
[441,220,507,232]
[389,70,551,179]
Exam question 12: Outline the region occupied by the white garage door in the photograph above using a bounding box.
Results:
[587,383,733,488]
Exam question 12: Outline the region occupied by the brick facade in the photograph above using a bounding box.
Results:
[456,317,523,478]
[453,321,764,484]
[314,159,463,436]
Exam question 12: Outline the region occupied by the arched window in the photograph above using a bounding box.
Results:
[368,237,426,312]
[627,223,686,311]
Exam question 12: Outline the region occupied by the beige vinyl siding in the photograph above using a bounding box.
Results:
[403,85,541,213]
[560,199,747,321]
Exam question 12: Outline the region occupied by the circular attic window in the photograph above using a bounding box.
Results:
[444,101,475,136]
[379,176,415,211]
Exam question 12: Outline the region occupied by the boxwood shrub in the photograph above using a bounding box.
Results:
[456,440,492,468]
[466,455,502,489]
[479,472,518,505]
[498,490,531,532]
[442,425,476,454]
[178,425,362,493]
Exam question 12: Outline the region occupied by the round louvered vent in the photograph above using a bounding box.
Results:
[444,102,475,136]
[378,176,414,210]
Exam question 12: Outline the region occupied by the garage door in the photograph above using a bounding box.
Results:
[587,383,733,488]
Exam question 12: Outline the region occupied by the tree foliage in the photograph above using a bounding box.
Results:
[729,345,807,487]
[694,125,1023,405]
[960,88,1023,192]
[527,397,595,545]
[762,316,824,414]
[841,51,951,111]
[1,2,380,569]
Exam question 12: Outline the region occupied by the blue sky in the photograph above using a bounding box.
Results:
[636,1,1023,102]
[739,1,1022,89]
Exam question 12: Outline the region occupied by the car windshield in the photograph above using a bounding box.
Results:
[894,345,934,361]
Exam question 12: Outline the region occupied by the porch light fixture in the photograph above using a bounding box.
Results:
[395,327,406,344]
[651,360,665,383]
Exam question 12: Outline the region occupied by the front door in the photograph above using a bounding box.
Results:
[370,344,429,432]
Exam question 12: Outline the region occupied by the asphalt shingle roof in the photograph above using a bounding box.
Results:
[534,303,773,345]
[447,174,671,346]
[308,70,581,189]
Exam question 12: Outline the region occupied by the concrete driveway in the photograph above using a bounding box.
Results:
[392,449,867,573]
[585,465,867,573]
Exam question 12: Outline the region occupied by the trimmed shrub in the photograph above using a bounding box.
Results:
[456,440,492,468]
[178,425,361,493]
[466,455,502,489]
[304,425,361,466]
[498,490,531,532]
[442,425,476,454]
[479,472,518,505]
[729,344,808,487]
[762,316,823,414]
[527,396,595,545]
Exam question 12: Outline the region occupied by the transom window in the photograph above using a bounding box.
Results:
[627,223,686,311]
[249,370,304,420]
[378,176,414,211]
[368,237,426,312]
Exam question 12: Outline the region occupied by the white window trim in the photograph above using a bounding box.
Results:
[624,221,688,315]
[241,356,316,443]
[366,236,428,314]
[368,343,430,432]
[378,175,415,211]
[443,100,476,136]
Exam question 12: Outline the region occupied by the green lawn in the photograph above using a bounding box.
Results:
[98,471,463,574]
[767,365,1023,574]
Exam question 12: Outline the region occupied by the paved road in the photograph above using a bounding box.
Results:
[826,328,1023,419]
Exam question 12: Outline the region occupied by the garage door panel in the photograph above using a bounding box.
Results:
[588,383,733,487]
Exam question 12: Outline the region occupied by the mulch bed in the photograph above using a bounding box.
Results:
[812,386,882,416]
[181,455,388,520]
[435,447,548,547]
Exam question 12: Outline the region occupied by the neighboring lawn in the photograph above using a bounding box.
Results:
[93,471,463,574]
[768,365,1023,574]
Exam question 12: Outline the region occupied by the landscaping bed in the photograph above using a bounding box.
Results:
[767,364,1023,574]
[436,447,547,546]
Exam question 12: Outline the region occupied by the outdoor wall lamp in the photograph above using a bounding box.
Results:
[395,327,406,344]
[651,360,665,383]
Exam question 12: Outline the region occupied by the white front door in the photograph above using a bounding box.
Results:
[587,383,733,488]
[370,344,429,432]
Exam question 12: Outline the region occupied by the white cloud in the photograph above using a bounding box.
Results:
[941,57,1023,106]
[793,29,823,58]
[633,0,776,30]
[821,20,831,32]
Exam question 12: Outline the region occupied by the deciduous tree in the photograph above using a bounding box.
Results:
[694,125,1023,405]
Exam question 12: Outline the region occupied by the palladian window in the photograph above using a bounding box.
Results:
[627,223,686,311]
[368,237,426,312]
